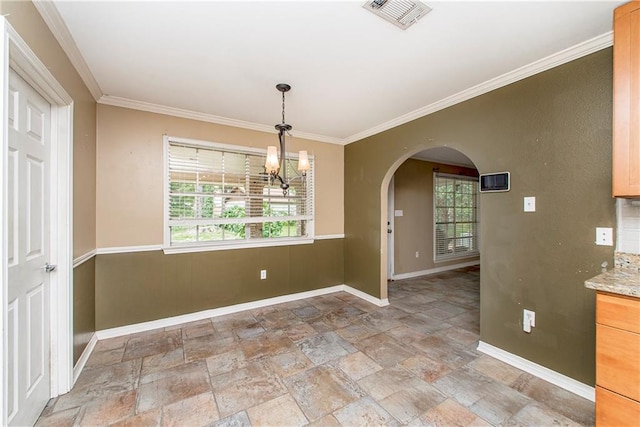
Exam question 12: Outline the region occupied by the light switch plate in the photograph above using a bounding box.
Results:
[394,210,403,217]
[595,227,613,246]
[524,196,536,212]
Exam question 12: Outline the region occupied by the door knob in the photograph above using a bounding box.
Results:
[44,263,57,273]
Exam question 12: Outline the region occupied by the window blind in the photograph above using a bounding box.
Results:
[167,140,313,246]
[434,173,479,260]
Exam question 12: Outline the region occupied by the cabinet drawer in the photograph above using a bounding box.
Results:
[597,324,640,401]
[596,386,640,427]
[597,292,640,334]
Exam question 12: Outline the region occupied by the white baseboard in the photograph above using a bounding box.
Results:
[477,341,595,402]
[392,260,480,280]
[73,333,97,384]
[343,285,389,307]
[96,284,386,340]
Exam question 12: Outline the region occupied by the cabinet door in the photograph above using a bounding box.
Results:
[596,324,640,401]
[596,386,640,427]
[613,1,640,197]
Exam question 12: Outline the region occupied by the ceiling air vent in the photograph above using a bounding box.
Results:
[363,0,431,30]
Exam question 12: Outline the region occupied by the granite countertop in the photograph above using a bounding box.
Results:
[585,269,640,298]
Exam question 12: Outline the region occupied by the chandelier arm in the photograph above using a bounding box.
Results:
[279,128,287,186]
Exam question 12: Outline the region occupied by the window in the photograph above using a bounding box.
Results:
[434,173,479,261]
[165,137,313,250]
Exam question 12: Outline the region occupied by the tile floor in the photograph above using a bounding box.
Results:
[36,266,595,426]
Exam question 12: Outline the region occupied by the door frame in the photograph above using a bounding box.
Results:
[387,176,394,280]
[0,18,74,424]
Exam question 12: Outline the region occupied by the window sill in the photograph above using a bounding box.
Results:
[434,251,480,263]
[162,237,315,255]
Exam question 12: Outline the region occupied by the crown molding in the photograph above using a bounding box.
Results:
[30,2,612,148]
[98,95,345,145]
[343,31,613,144]
[33,0,103,101]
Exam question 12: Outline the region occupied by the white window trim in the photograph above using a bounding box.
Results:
[433,172,480,263]
[162,135,315,254]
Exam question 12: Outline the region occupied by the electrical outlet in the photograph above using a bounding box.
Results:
[523,309,535,333]
[415,251,419,258]
[595,227,613,246]
[524,196,536,212]
[260,270,267,280]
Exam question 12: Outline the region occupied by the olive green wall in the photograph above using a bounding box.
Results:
[95,239,344,330]
[1,1,98,361]
[73,259,96,364]
[345,49,615,385]
[393,159,479,275]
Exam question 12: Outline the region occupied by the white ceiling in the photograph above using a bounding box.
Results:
[46,0,624,145]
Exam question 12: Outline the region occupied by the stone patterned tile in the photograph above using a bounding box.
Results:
[269,349,314,378]
[505,402,583,426]
[122,329,182,361]
[36,267,596,427]
[162,391,219,426]
[337,351,383,381]
[306,414,342,427]
[397,312,453,335]
[183,332,236,362]
[401,355,452,383]
[385,325,429,345]
[239,330,296,359]
[468,354,525,385]
[411,335,477,369]
[309,295,347,313]
[256,309,303,330]
[140,359,205,386]
[433,367,496,407]
[334,321,379,343]
[140,347,185,378]
[421,398,491,426]
[181,320,215,339]
[206,348,247,377]
[393,295,438,313]
[93,336,128,353]
[246,394,308,427]
[54,359,142,411]
[432,326,479,346]
[333,396,399,427]
[232,322,265,340]
[468,381,532,425]
[511,373,595,426]
[136,362,212,412]
[283,322,318,342]
[212,359,287,417]
[292,305,322,320]
[296,332,357,365]
[85,346,125,368]
[75,390,136,426]
[210,411,251,427]
[357,366,427,401]
[378,382,447,424]
[321,305,366,329]
[34,407,80,427]
[212,312,258,332]
[285,364,365,421]
[109,409,162,427]
[355,333,416,367]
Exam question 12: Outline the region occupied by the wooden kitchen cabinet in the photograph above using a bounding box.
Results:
[613,1,640,197]
[595,292,640,425]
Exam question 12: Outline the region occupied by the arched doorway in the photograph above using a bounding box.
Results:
[380,146,480,301]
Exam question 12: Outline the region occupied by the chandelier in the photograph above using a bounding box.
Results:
[265,83,310,196]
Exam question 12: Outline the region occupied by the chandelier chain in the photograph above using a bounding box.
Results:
[282,90,286,124]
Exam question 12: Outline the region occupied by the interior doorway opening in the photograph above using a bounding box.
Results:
[381,146,480,300]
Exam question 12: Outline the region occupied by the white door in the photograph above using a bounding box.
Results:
[7,69,52,426]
